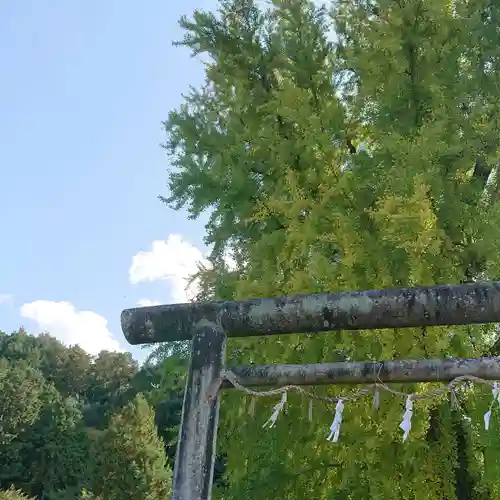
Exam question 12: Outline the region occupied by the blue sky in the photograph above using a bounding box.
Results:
[0,0,219,360]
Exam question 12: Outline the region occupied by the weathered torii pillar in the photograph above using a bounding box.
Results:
[121,281,500,500]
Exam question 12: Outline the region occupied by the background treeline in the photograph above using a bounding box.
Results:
[0,328,182,499]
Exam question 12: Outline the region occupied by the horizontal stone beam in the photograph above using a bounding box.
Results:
[222,356,500,387]
[121,281,500,345]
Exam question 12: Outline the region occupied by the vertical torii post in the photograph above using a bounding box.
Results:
[121,281,500,500]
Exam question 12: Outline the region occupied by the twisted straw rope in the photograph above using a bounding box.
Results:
[218,370,496,404]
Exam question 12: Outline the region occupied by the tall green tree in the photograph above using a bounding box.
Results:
[20,394,91,498]
[37,336,92,398]
[0,359,47,494]
[0,359,46,447]
[93,393,172,500]
[162,0,500,498]
[86,351,138,404]
[0,331,92,399]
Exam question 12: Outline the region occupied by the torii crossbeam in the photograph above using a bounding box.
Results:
[121,281,500,500]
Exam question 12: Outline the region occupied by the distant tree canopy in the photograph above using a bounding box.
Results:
[0,329,176,499]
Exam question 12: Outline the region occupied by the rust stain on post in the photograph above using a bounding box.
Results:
[222,356,500,388]
[121,281,500,345]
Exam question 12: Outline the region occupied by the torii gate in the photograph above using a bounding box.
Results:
[120,281,500,500]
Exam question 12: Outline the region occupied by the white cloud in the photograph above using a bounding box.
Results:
[129,234,208,303]
[129,234,238,304]
[20,300,123,355]
[137,299,161,307]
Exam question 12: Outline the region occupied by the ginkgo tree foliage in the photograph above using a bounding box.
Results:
[161,0,500,498]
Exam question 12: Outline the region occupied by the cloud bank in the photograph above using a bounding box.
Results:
[129,234,209,303]
[20,300,123,355]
